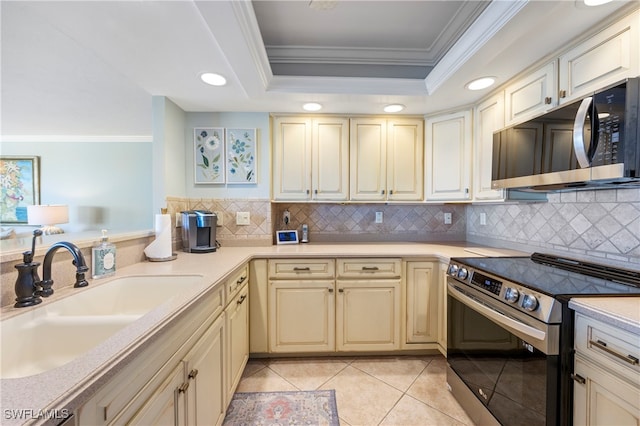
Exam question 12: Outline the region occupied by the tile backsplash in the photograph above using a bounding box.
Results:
[467,188,640,267]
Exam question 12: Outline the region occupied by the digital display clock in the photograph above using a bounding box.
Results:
[276,230,299,245]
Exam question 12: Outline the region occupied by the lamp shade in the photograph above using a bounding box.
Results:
[27,205,69,226]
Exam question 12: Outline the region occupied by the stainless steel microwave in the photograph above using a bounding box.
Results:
[492,78,640,191]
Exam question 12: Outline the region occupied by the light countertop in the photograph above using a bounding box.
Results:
[569,297,640,335]
[0,242,525,425]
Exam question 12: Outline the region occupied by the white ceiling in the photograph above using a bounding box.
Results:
[0,0,636,137]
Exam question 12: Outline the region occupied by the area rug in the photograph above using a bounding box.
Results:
[223,389,339,426]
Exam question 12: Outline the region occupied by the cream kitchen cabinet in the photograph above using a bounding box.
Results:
[437,262,448,356]
[504,61,557,126]
[425,110,472,201]
[403,261,438,348]
[77,285,226,426]
[268,259,336,352]
[473,93,506,201]
[272,115,349,201]
[350,117,424,201]
[559,9,639,105]
[336,258,402,351]
[573,313,640,426]
[225,279,249,403]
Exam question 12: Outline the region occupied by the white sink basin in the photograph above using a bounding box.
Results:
[1,275,204,379]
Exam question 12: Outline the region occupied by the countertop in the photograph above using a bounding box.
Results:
[1,242,524,425]
[569,297,640,335]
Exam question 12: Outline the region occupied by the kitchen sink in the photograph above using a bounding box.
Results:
[1,275,205,379]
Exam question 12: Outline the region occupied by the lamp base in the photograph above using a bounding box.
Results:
[40,225,64,235]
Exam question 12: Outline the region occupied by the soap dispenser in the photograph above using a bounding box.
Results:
[92,229,116,279]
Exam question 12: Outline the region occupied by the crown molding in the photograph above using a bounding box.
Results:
[425,0,529,95]
[266,46,434,66]
[0,135,153,143]
[269,75,427,96]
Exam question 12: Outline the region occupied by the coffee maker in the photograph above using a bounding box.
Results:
[181,210,218,253]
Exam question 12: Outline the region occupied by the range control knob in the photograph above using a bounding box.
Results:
[504,287,520,303]
[457,268,469,280]
[448,264,459,276]
[521,294,539,312]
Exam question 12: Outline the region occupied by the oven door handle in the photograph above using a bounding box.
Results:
[448,283,546,342]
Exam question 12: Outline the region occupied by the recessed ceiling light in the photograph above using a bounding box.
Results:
[583,0,612,6]
[303,102,322,111]
[200,73,227,86]
[466,77,496,91]
[383,104,405,113]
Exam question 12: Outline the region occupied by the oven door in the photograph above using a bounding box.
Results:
[447,278,560,426]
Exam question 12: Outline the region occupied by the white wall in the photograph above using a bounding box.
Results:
[1,140,154,232]
[184,112,271,199]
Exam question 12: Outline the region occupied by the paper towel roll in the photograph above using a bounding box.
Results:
[144,214,173,259]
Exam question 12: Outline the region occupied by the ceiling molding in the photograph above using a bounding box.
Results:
[228,0,273,90]
[0,135,153,143]
[268,75,427,96]
[265,46,433,66]
[424,0,529,95]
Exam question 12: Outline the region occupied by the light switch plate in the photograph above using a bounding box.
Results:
[175,212,182,227]
[214,211,223,226]
[375,211,383,223]
[480,212,487,226]
[236,211,250,226]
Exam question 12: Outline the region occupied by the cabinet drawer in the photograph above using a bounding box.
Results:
[337,258,402,278]
[575,313,640,381]
[269,259,335,279]
[226,264,249,302]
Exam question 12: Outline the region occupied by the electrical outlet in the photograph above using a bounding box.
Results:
[236,211,250,226]
[480,212,487,226]
[214,211,223,226]
[175,212,182,227]
[375,211,383,223]
[444,212,452,225]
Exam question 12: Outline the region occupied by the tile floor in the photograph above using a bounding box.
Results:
[233,355,475,426]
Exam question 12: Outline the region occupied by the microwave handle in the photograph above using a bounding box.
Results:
[573,97,593,169]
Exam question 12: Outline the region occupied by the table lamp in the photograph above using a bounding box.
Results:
[27,204,69,235]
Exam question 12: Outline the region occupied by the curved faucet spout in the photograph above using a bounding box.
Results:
[41,242,89,296]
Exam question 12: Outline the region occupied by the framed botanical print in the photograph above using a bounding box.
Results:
[226,128,257,184]
[0,156,41,223]
[194,128,225,184]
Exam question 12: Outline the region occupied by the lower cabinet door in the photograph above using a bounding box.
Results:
[336,279,401,351]
[405,261,437,344]
[574,356,640,426]
[186,315,225,426]
[226,284,249,403]
[128,363,186,426]
[269,280,335,352]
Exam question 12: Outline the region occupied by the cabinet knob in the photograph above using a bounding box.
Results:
[381,189,385,195]
[545,97,552,104]
[338,288,344,293]
[389,189,393,195]
[188,369,199,380]
[559,90,567,99]
[314,189,318,194]
[178,382,190,393]
[237,294,247,305]
[306,189,310,195]
[328,288,334,293]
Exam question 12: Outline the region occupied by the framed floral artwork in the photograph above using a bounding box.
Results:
[0,156,41,224]
[226,128,257,184]
[194,128,225,184]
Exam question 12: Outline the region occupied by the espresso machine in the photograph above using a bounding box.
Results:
[181,210,218,253]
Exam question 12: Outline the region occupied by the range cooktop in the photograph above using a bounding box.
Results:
[451,253,640,298]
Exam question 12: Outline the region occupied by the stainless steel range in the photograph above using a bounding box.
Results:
[446,253,640,426]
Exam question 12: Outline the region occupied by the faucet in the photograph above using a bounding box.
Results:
[14,230,89,308]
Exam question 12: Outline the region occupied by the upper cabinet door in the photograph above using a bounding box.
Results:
[387,119,424,201]
[425,110,472,201]
[312,118,350,201]
[473,93,505,201]
[559,10,639,104]
[272,116,312,201]
[350,118,387,201]
[504,61,557,126]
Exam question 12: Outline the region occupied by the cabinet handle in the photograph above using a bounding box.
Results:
[237,275,247,285]
[338,288,344,293]
[237,294,247,305]
[381,189,385,195]
[571,373,586,385]
[314,189,318,194]
[545,96,552,104]
[293,267,311,271]
[362,266,379,271]
[590,339,640,365]
[559,89,567,99]
[178,382,190,393]
[328,288,334,293]
[188,369,199,380]
[306,189,310,195]
[389,189,393,195]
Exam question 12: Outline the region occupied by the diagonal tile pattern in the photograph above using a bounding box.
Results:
[232,355,474,426]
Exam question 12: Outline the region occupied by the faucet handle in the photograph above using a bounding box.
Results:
[75,267,89,288]
[38,279,54,298]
